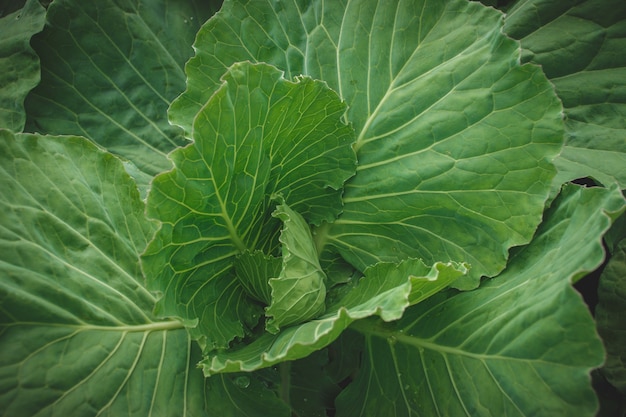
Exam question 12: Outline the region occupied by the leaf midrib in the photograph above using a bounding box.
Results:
[350,318,581,366]
[2,320,185,332]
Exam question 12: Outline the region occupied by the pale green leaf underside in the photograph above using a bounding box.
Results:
[596,239,626,395]
[23,0,219,179]
[0,0,45,132]
[201,259,466,375]
[174,0,563,285]
[143,62,356,350]
[335,184,626,417]
[505,0,626,189]
[0,131,214,416]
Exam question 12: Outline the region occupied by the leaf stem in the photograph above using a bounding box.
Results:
[31,319,188,333]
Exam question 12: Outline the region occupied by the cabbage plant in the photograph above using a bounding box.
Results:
[1,0,625,416]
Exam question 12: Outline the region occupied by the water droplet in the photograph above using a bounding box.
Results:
[388,335,397,345]
[234,375,250,388]
[404,384,410,391]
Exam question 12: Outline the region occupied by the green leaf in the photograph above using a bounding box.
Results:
[0,0,45,132]
[266,201,327,333]
[23,0,220,180]
[0,130,211,416]
[142,61,356,350]
[597,238,626,395]
[335,184,626,417]
[200,259,466,375]
[504,0,626,189]
[175,0,563,286]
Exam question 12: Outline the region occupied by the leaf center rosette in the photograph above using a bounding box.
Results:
[142,62,357,350]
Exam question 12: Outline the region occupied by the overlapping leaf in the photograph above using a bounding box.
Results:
[172,0,563,287]
[142,62,356,350]
[0,131,209,416]
[334,184,626,417]
[0,0,45,132]
[23,0,220,185]
[504,0,626,189]
[201,259,466,376]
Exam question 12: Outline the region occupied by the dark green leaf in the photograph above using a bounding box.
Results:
[24,0,219,180]
[0,0,45,132]
[504,0,626,189]
[289,351,342,417]
[204,372,291,417]
[597,239,626,395]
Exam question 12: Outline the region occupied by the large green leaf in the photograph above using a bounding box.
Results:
[0,130,209,416]
[0,0,45,132]
[334,184,625,417]
[504,0,626,189]
[23,0,220,181]
[173,0,563,286]
[201,259,466,376]
[142,61,356,351]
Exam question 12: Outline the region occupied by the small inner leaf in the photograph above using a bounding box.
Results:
[266,201,327,333]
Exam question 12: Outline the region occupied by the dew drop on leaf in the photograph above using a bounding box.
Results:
[233,375,251,389]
